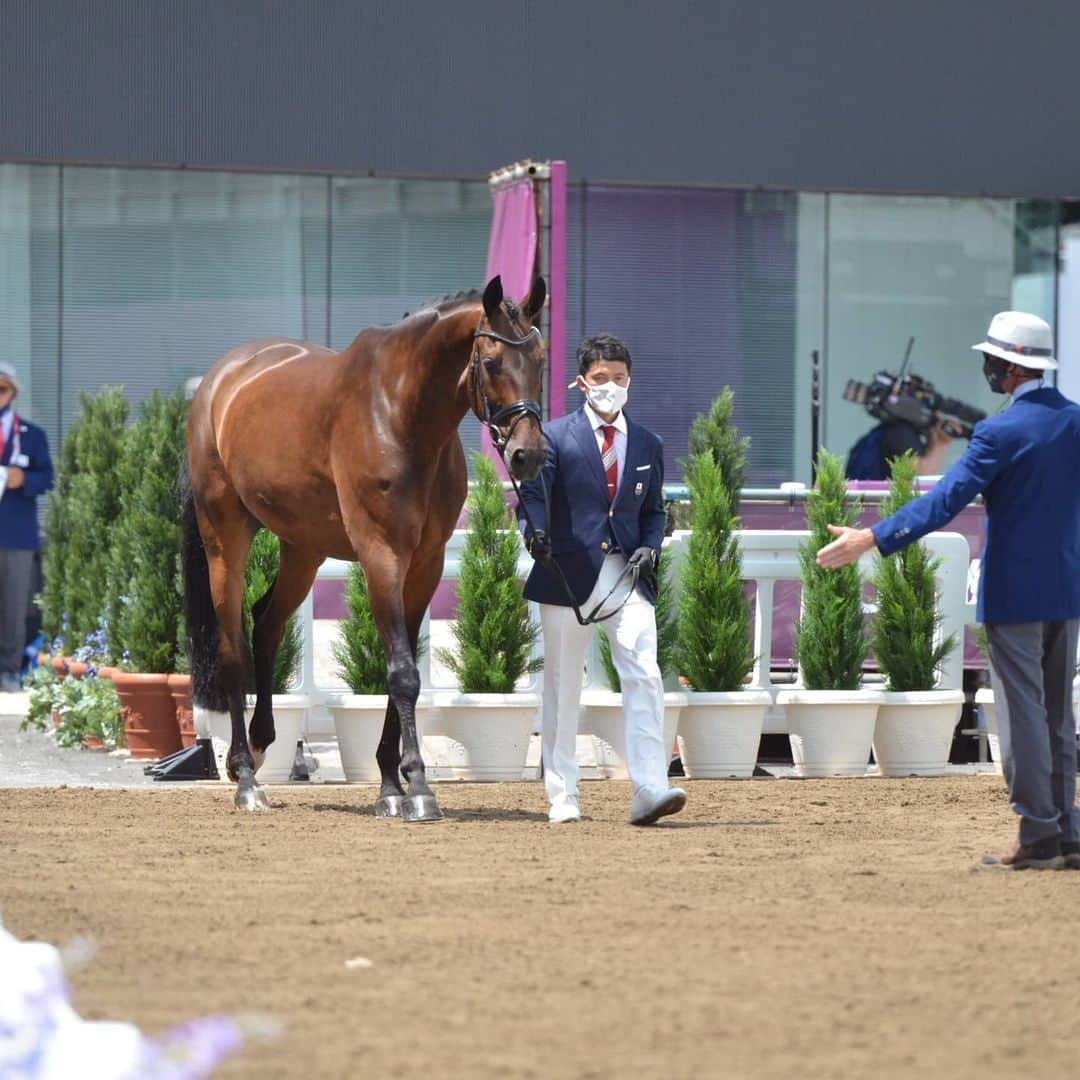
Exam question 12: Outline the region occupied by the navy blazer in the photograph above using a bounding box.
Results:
[872,386,1080,624]
[516,407,667,606]
[0,415,54,551]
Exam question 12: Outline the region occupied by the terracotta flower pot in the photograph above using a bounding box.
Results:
[50,656,88,679]
[167,673,196,749]
[105,670,182,760]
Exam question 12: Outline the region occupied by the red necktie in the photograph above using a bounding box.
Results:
[601,425,618,502]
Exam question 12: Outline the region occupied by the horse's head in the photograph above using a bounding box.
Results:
[471,274,548,481]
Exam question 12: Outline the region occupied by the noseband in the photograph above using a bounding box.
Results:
[470,322,544,451]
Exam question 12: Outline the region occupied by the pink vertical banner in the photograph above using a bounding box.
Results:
[548,161,567,420]
[482,177,538,463]
[485,178,537,304]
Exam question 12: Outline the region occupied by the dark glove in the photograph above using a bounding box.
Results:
[527,529,552,560]
[627,546,658,590]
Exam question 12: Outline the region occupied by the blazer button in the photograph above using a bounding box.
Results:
[608,508,614,518]
[600,540,609,552]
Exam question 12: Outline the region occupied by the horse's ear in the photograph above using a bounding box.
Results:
[482,276,504,320]
[521,276,547,323]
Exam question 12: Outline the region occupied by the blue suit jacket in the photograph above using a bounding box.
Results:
[871,386,1080,624]
[0,415,53,551]
[516,407,667,606]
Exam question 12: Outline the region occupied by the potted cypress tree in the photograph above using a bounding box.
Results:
[328,562,432,782]
[432,453,542,780]
[869,451,962,776]
[674,451,771,778]
[105,390,187,760]
[583,554,686,779]
[41,388,129,658]
[777,448,883,776]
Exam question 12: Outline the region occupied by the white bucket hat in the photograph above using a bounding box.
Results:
[0,361,19,391]
[972,311,1057,371]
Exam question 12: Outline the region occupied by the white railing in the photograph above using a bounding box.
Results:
[295,528,974,736]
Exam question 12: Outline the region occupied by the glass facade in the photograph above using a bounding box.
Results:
[0,162,1065,484]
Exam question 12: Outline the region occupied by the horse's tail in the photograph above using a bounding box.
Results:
[180,463,227,711]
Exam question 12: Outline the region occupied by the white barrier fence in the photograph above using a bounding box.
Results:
[294,528,975,736]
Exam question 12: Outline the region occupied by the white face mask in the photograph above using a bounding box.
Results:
[579,378,629,415]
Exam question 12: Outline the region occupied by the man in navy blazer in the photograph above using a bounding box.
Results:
[0,362,54,691]
[517,334,687,826]
[819,312,1080,870]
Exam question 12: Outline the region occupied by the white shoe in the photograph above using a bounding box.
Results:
[549,798,581,824]
[630,787,687,827]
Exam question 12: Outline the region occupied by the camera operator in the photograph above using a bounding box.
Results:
[845,415,953,481]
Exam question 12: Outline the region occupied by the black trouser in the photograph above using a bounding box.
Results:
[0,548,36,677]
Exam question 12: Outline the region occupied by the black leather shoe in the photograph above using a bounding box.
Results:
[981,836,1063,870]
[1061,841,1080,870]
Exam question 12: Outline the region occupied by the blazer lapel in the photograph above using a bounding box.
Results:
[570,408,609,497]
[613,418,643,508]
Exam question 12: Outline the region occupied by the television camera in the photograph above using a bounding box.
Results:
[842,338,986,440]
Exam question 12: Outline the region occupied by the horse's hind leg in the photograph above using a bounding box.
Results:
[249,541,323,761]
[195,499,265,811]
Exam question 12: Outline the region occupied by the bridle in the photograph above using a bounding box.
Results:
[469,316,544,453]
[469,311,640,626]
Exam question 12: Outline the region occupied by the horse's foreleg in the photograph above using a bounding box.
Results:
[250,542,323,761]
[364,548,441,823]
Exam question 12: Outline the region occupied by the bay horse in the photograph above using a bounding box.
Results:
[182,275,547,818]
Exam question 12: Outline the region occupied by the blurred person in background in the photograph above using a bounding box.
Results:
[0,362,54,691]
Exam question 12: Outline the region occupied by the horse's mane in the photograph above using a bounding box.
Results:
[403,290,480,320]
[402,289,520,323]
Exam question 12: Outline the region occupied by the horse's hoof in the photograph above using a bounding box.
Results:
[401,794,443,823]
[235,783,271,812]
[375,794,404,819]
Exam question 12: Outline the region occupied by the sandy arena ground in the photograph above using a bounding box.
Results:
[4,774,1080,1079]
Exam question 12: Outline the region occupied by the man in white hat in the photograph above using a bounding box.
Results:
[0,362,54,691]
[817,312,1080,870]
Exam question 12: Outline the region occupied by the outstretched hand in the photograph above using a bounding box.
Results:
[815,524,876,569]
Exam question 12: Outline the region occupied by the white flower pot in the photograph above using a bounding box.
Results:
[428,692,538,780]
[872,689,964,777]
[777,689,883,778]
[975,688,1003,775]
[581,690,684,780]
[330,694,389,782]
[676,689,772,779]
[202,694,311,782]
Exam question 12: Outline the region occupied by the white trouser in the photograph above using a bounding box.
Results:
[539,553,669,808]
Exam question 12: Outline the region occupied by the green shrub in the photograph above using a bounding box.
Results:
[794,449,868,690]
[871,452,956,691]
[675,451,753,691]
[436,454,542,693]
[110,390,188,673]
[41,388,129,649]
[687,387,749,509]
